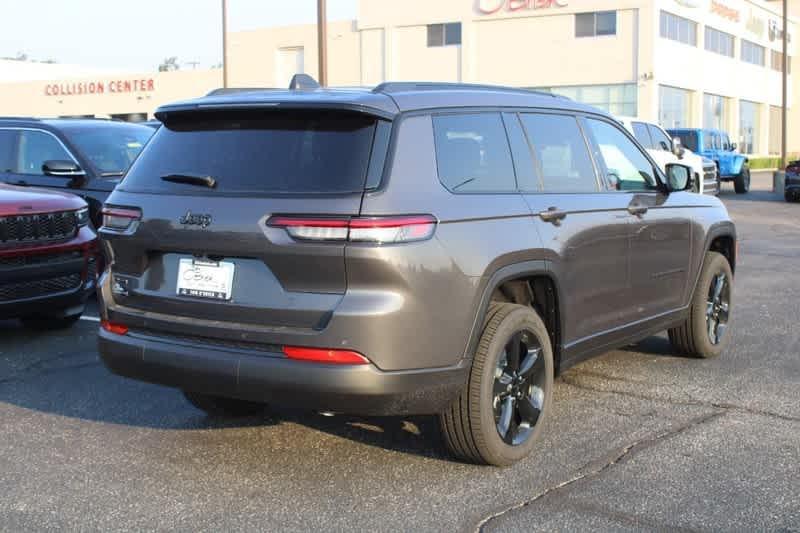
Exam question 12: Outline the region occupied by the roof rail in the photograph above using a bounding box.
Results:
[372,82,565,99]
[206,87,275,96]
[0,116,41,121]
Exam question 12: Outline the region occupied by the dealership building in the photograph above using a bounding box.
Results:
[0,0,797,155]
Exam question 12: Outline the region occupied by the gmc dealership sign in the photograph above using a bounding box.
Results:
[477,0,568,14]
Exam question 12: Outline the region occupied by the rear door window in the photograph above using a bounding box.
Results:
[432,113,517,192]
[0,130,17,172]
[631,122,653,149]
[519,113,598,193]
[120,111,378,194]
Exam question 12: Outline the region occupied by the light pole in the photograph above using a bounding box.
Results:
[222,0,229,88]
[781,0,788,169]
[317,0,328,86]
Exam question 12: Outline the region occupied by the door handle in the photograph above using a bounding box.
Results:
[627,205,648,217]
[539,207,567,226]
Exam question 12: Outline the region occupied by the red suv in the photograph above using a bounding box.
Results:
[0,184,97,328]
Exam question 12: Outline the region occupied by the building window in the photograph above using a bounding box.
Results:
[705,26,734,57]
[741,40,766,66]
[575,11,617,38]
[703,93,729,130]
[535,84,636,116]
[427,22,461,47]
[660,11,697,46]
[739,100,759,154]
[659,85,692,128]
[771,50,792,73]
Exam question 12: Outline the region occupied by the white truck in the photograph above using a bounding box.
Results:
[617,117,719,195]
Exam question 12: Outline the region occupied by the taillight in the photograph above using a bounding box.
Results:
[100,206,141,231]
[267,215,437,244]
[282,346,369,365]
[101,320,128,335]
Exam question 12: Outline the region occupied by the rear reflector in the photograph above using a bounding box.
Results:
[282,346,369,365]
[267,215,437,243]
[101,320,128,335]
[100,207,141,231]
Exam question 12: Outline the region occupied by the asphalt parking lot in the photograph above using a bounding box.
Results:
[1,171,798,532]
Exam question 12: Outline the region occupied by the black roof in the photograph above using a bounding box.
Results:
[155,82,604,121]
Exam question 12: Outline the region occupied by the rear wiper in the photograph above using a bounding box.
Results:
[160,174,217,188]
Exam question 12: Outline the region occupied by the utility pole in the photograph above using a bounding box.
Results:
[317,0,328,86]
[781,0,788,169]
[222,0,229,88]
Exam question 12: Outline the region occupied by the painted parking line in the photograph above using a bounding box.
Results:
[80,315,101,323]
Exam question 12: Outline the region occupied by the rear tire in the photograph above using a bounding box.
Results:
[734,166,750,194]
[668,251,733,358]
[21,313,82,330]
[183,391,265,417]
[440,302,554,466]
[786,191,797,203]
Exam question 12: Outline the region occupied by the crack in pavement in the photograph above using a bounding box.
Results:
[560,373,800,423]
[475,410,727,532]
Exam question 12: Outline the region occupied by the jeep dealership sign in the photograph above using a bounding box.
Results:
[477,0,568,15]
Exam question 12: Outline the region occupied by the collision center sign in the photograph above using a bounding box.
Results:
[477,0,568,15]
[44,78,155,97]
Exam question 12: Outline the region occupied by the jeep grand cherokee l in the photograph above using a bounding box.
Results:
[97,81,737,466]
[0,183,97,327]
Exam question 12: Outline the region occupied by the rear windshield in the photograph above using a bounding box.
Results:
[669,130,698,152]
[120,111,377,195]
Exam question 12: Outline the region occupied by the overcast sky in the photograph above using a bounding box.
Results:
[0,0,358,71]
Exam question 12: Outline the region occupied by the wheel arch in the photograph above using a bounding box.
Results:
[463,261,565,374]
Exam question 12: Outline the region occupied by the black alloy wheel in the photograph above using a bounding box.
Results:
[706,272,730,345]
[492,330,546,446]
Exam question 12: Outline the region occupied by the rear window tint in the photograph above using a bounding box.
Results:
[432,113,517,193]
[120,111,377,194]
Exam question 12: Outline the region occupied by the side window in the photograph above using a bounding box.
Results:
[519,113,598,193]
[648,125,673,152]
[703,132,714,151]
[631,122,653,149]
[586,118,659,192]
[17,130,72,175]
[722,134,731,150]
[0,130,18,173]
[432,113,517,193]
[712,133,721,150]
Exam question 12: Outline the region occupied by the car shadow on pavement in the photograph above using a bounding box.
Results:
[718,187,783,203]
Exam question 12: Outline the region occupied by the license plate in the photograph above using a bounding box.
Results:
[176,258,235,301]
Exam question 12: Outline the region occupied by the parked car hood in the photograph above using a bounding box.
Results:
[0,183,86,216]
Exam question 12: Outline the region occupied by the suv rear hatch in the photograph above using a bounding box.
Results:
[101,108,390,332]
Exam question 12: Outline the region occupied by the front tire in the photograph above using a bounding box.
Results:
[440,302,554,466]
[668,251,733,358]
[183,391,265,417]
[734,166,750,194]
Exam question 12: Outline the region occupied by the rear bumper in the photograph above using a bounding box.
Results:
[98,327,468,416]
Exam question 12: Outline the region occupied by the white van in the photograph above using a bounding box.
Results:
[617,117,719,195]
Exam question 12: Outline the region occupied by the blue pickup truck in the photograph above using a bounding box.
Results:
[667,128,750,194]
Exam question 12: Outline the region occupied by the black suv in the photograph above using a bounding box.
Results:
[97,81,737,466]
[0,118,154,225]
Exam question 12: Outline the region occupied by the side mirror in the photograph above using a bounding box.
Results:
[665,163,693,192]
[42,160,85,178]
[730,142,737,151]
[671,137,686,158]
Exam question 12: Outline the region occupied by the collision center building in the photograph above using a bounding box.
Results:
[0,0,796,155]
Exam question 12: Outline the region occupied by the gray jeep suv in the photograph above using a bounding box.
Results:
[97,80,737,466]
